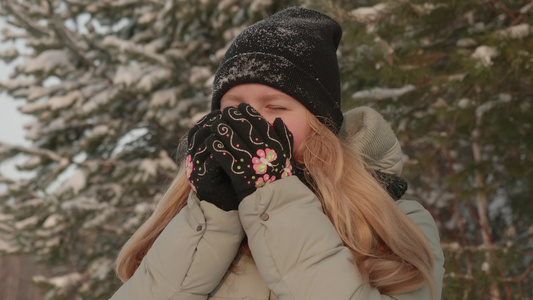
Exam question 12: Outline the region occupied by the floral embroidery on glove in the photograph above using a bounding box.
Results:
[281,158,293,178]
[252,148,277,174]
[255,174,276,188]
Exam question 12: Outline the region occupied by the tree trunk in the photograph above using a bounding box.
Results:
[472,129,501,300]
[0,255,48,300]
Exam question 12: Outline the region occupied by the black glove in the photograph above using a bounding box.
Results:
[206,103,295,201]
[186,110,239,211]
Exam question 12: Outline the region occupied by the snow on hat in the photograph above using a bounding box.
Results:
[211,7,344,133]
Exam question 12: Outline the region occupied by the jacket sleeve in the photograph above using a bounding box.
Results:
[239,176,444,300]
[393,200,445,300]
[110,192,245,300]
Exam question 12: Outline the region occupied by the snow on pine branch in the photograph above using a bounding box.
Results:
[46,90,83,111]
[26,85,64,101]
[16,155,42,170]
[113,65,142,86]
[149,88,179,108]
[81,87,120,114]
[475,93,512,121]
[347,3,447,25]
[521,1,533,14]
[351,85,416,100]
[471,45,498,67]
[410,3,447,15]
[496,23,532,40]
[0,142,63,162]
[33,273,82,290]
[132,150,177,183]
[55,170,87,196]
[0,237,19,254]
[0,213,19,253]
[102,36,167,65]
[137,68,172,92]
[60,196,108,211]
[0,27,28,41]
[23,49,74,74]
[87,257,113,281]
[348,3,387,23]
[4,2,49,37]
[0,78,36,91]
[0,46,19,61]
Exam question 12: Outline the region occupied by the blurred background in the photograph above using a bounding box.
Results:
[0,0,531,299]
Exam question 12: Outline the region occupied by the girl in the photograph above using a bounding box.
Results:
[111,7,444,300]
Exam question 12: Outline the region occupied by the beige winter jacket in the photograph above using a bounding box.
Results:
[110,108,445,300]
[111,179,444,300]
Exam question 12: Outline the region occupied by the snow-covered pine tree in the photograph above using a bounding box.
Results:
[0,0,296,298]
[309,0,533,298]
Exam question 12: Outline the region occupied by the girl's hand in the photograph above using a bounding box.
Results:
[207,103,295,201]
[186,110,239,211]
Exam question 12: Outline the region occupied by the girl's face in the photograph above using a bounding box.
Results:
[220,84,312,152]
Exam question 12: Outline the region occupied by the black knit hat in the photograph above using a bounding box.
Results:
[211,7,344,133]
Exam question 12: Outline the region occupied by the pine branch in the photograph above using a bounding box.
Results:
[441,243,512,253]
[445,264,533,284]
[0,173,15,185]
[44,0,98,71]
[1,1,49,38]
[0,142,63,163]
[444,272,474,280]
[500,264,533,283]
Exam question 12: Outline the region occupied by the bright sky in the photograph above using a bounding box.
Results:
[0,17,33,180]
[0,89,29,146]
[0,16,29,146]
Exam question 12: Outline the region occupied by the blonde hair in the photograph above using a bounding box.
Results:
[116,113,435,297]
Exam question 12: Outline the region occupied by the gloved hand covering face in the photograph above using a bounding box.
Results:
[186,110,239,211]
[207,103,295,201]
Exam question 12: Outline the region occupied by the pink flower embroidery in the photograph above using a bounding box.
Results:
[281,158,293,178]
[255,174,276,188]
[252,148,277,174]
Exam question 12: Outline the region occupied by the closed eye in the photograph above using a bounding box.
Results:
[267,106,287,111]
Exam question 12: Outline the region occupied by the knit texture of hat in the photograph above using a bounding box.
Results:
[340,106,404,176]
[340,106,408,200]
[211,7,344,133]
